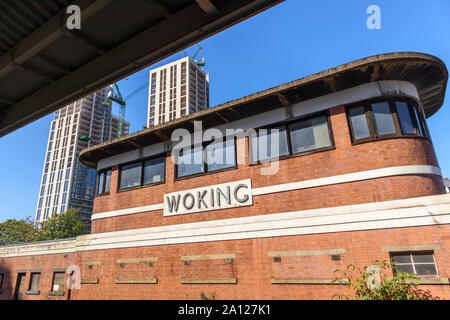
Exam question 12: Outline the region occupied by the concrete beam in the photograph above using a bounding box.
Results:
[196,0,219,15]
[0,0,283,137]
[0,0,112,78]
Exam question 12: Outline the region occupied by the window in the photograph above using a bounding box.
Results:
[390,252,438,278]
[0,272,4,289]
[176,139,237,178]
[372,101,396,135]
[205,139,236,172]
[395,101,415,134]
[105,170,111,193]
[51,272,65,292]
[97,169,111,195]
[250,126,289,163]
[119,162,142,189]
[143,156,165,185]
[28,272,41,293]
[347,97,429,143]
[118,155,166,190]
[177,145,204,177]
[250,112,333,163]
[288,114,332,154]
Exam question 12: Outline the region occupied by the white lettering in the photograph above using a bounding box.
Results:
[164,179,252,216]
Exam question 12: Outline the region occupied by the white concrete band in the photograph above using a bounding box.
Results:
[1,193,449,258]
[91,164,442,220]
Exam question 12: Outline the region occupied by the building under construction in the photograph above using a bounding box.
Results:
[34,87,130,228]
[147,56,209,127]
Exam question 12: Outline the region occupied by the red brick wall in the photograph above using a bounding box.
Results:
[0,252,78,300]
[1,225,449,300]
[91,105,444,233]
[1,106,447,301]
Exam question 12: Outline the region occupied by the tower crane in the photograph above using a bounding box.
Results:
[102,46,206,138]
[184,46,205,67]
[104,81,149,137]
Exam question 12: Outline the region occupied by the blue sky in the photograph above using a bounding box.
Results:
[0,0,449,222]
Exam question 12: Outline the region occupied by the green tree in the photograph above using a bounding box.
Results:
[200,292,216,300]
[332,260,439,300]
[0,217,38,246]
[35,208,88,241]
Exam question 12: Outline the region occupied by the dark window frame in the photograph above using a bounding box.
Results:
[174,136,238,181]
[346,97,430,145]
[0,271,4,289]
[26,272,41,295]
[96,168,112,196]
[47,271,65,296]
[249,110,335,165]
[389,251,439,278]
[51,271,65,291]
[117,153,166,192]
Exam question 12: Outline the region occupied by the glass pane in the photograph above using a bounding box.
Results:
[52,272,65,291]
[372,101,396,135]
[104,170,111,193]
[420,119,429,138]
[30,273,40,291]
[391,253,412,264]
[177,145,204,177]
[412,107,424,136]
[412,252,435,263]
[348,106,370,140]
[250,126,289,162]
[394,264,414,275]
[289,115,331,154]
[97,172,104,194]
[416,106,429,138]
[143,157,165,184]
[206,139,236,172]
[119,162,141,189]
[414,264,438,276]
[395,101,415,134]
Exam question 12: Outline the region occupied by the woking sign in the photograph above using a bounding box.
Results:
[163,179,253,216]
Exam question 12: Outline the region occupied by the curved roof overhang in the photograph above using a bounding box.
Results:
[0,0,283,137]
[79,51,448,168]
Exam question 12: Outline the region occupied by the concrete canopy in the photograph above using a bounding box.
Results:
[0,0,282,137]
[79,51,448,168]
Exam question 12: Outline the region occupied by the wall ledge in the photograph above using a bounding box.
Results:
[114,278,157,284]
[181,278,237,284]
[271,278,349,285]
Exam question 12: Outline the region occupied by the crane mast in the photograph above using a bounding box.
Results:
[106,82,148,137]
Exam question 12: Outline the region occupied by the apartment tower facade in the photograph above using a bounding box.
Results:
[147,56,209,127]
[34,87,130,228]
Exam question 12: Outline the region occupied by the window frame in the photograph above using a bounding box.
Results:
[0,271,4,290]
[26,272,41,295]
[390,251,439,278]
[96,168,111,196]
[174,136,238,181]
[346,97,430,145]
[49,271,65,295]
[249,110,335,165]
[118,161,142,190]
[117,153,166,192]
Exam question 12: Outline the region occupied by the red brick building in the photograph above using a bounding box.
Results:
[1,52,449,300]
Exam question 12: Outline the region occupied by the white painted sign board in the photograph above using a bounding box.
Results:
[164,179,252,216]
